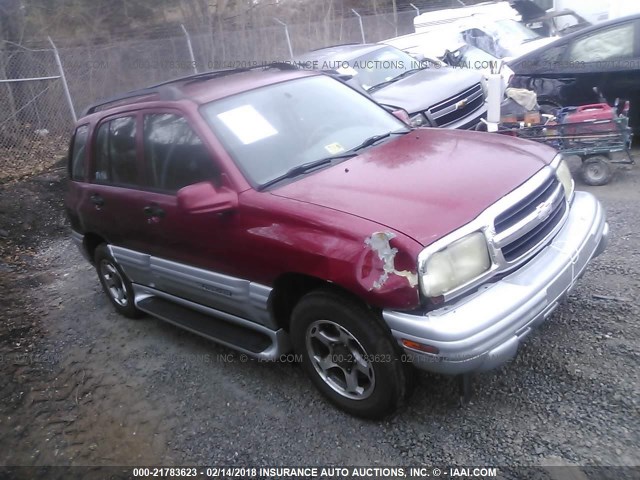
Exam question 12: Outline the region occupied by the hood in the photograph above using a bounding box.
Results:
[370,67,482,114]
[271,129,556,246]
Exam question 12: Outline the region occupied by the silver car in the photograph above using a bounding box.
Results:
[296,43,487,129]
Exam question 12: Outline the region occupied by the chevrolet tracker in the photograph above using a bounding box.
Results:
[65,65,608,418]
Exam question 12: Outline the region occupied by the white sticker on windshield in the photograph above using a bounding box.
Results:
[324,143,345,155]
[217,105,278,145]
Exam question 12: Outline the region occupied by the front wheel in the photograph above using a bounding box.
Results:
[290,290,409,418]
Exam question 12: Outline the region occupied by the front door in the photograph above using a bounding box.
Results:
[136,110,245,314]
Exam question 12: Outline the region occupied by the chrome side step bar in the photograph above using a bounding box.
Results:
[132,284,290,360]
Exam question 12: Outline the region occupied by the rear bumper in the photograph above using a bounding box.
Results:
[382,191,608,375]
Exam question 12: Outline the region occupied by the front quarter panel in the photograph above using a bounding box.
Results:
[237,190,424,311]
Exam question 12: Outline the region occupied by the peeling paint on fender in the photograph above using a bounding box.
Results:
[365,232,418,290]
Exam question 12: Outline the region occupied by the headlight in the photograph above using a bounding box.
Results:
[409,113,428,128]
[555,158,575,202]
[420,232,491,298]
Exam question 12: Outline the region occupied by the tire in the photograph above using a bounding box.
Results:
[581,155,613,186]
[290,289,409,419]
[94,244,142,318]
[474,121,487,132]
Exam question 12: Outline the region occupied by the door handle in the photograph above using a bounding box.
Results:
[143,205,165,218]
[90,194,104,207]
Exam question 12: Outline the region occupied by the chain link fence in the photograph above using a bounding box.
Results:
[0,1,485,182]
[0,45,74,182]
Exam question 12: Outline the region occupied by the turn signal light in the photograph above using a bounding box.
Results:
[401,339,439,354]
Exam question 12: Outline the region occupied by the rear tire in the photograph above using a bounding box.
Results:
[94,244,142,318]
[290,289,409,418]
[582,155,613,186]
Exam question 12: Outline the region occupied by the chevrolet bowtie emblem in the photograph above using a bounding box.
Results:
[455,98,468,110]
[535,200,553,222]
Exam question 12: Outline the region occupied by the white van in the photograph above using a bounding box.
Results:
[543,0,640,24]
[413,1,640,36]
[413,1,517,32]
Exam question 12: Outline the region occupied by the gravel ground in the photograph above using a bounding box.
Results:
[0,155,638,477]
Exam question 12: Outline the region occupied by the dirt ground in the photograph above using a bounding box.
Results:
[0,154,638,477]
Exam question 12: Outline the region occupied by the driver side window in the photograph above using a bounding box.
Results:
[143,113,219,192]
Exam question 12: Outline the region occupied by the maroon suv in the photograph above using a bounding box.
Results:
[66,65,608,418]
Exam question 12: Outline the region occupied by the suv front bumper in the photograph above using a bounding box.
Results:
[382,191,608,375]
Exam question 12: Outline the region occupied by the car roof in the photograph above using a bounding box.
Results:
[510,12,640,65]
[296,43,390,63]
[79,65,319,122]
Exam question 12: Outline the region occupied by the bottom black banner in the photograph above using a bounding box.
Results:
[0,466,637,480]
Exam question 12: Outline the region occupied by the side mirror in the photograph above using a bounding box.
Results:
[391,108,411,124]
[382,104,411,124]
[177,181,238,214]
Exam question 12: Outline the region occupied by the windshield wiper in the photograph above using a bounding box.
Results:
[259,131,408,190]
[350,130,409,152]
[368,68,423,92]
[259,156,353,190]
[351,133,392,151]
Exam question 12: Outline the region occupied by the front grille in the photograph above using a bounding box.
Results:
[427,83,484,127]
[501,200,566,261]
[495,175,558,233]
[495,176,566,263]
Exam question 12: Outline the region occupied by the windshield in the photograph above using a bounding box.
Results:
[347,46,424,90]
[201,75,408,187]
[493,19,541,43]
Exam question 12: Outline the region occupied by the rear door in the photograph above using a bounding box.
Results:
[81,113,149,253]
[66,124,90,234]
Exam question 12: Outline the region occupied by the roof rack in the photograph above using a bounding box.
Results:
[150,62,299,89]
[80,84,183,117]
[81,62,300,118]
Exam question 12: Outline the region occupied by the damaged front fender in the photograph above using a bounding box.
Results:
[358,231,419,298]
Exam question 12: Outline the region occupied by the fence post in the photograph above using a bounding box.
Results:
[410,3,420,16]
[273,18,294,60]
[351,9,366,44]
[47,36,76,123]
[392,0,398,29]
[180,24,198,74]
[383,18,398,38]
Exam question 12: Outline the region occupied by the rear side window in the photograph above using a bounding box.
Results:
[143,113,218,192]
[93,116,138,185]
[69,125,89,181]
